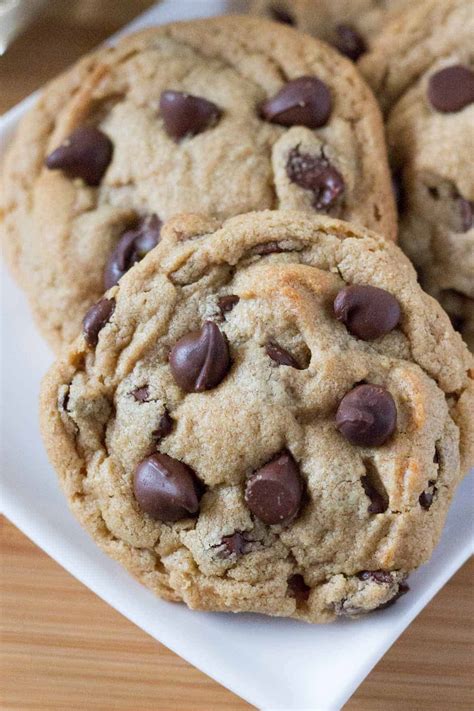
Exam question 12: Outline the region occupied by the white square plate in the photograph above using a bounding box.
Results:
[1,3,473,709]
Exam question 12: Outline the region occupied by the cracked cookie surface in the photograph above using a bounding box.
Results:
[40,210,474,623]
[0,16,395,351]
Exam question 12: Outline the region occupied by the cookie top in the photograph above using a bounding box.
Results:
[388,53,474,349]
[359,0,474,111]
[40,210,474,623]
[0,16,395,352]
[251,0,413,61]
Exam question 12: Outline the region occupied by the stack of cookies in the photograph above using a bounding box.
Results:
[1,6,472,623]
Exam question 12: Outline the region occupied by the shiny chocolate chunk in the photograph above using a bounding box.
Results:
[160,90,222,140]
[266,341,300,368]
[133,453,201,521]
[336,384,397,447]
[427,65,474,113]
[82,297,115,347]
[260,76,332,129]
[169,321,230,392]
[245,450,303,525]
[333,285,401,340]
[104,215,162,289]
[45,126,113,186]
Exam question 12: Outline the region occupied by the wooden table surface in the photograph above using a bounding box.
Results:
[1,5,473,710]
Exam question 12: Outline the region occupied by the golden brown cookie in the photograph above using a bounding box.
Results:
[0,16,396,351]
[40,210,473,623]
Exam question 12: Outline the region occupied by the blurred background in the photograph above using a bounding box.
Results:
[0,0,155,111]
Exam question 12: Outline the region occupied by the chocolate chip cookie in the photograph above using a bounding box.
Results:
[40,210,473,623]
[0,16,396,352]
[359,0,474,111]
[251,0,413,61]
[388,56,474,349]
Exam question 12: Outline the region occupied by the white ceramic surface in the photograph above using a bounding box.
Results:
[1,3,473,710]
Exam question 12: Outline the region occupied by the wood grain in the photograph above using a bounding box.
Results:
[1,517,473,710]
[1,5,473,710]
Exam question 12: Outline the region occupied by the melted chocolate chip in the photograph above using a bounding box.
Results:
[45,126,113,186]
[133,453,201,521]
[219,532,247,558]
[82,298,115,347]
[160,90,222,140]
[361,475,387,513]
[169,321,230,392]
[245,450,303,526]
[132,386,150,402]
[333,24,366,61]
[287,574,311,602]
[286,148,345,211]
[104,215,162,289]
[218,295,240,317]
[333,285,401,340]
[266,341,300,368]
[427,65,474,113]
[260,76,332,129]
[153,410,174,441]
[336,384,397,447]
[270,6,294,24]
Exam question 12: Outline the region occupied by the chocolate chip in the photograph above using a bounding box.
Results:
[333,24,366,61]
[260,76,332,129]
[104,215,162,289]
[45,126,113,186]
[286,148,345,211]
[419,481,437,510]
[218,295,240,317]
[361,475,387,514]
[427,65,474,113]
[459,198,473,232]
[133,452,201,522]
[377,582,409,610]
[288,574,310,602]
[82,297,115,347]
[334,285,401,340]
[253,242,285,255]
[169,321,230,392]
[218,532,246,558]
[266,341,300,368]
[358,570,394,584]
[132,386,149,402]
[160,90,222,140]
[153,410,174,441]
[419,490,434,510]
[336,384,397,447]
[270,5,294,24]
[245,450,303,526]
